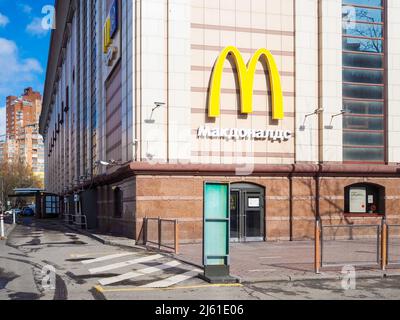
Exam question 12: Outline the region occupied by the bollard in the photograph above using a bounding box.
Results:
[174,220,179,255]
[13,211,16,225]
[0,213,5,240]
[158,217,162,250]
[381,219,387,271]
[143,217,149,246]
[315,217,321,274]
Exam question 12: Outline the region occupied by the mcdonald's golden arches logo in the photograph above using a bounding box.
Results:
[208,46,284,120]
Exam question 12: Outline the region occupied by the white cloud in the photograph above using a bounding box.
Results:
[26,17,49,37]
[0,12,9,27]
[19,4,33,14]
[0,37,43,103]
[0,107,6,136]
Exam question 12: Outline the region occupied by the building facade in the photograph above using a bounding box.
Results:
[3,88,45,179]
[40,0,400,242]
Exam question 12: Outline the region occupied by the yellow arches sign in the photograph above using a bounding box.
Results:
[208,46,284,120]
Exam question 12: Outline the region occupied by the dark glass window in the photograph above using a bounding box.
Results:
[343,147,384,162]
[343,131,384,146]
[343,115,384,131]
[343,84,384,99]
[114,187,123,218]
[343,53,383,68]
[343,101,384,114]
[342,0,386,162]
[343,68,383,84]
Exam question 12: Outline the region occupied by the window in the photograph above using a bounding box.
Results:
[114,187,123,218]
[345,183,385,215]
[45,195,61,216]
[342,0,386,162]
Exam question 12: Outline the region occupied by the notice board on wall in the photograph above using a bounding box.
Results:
[349,187,367,213]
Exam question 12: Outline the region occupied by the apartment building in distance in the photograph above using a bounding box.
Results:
[2,87,45,179]
[41,0,400,242]
[0,135,6,162]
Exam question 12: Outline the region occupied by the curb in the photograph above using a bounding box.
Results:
[63,222,144,252]
[241,271,400,284]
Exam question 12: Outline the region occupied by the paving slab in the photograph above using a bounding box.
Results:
[176,241,400,283]
[60,221,400,283]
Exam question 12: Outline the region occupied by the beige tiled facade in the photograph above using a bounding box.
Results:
[190,0,295,165]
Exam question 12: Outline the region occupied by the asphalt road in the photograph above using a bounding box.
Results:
[1,218,400,300]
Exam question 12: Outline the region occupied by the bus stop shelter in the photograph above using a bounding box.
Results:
[8,188,61,219]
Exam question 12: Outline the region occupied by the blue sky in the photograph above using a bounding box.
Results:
[0,0,54,135]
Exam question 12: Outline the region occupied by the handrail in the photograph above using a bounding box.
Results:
[387,224,400,266]
[143,217,179,254]
[316,220,384,272]
[63,213,88,230]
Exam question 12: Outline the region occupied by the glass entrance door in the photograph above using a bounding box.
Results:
[244,192,264,241]
[230,191,240,242]
[230,184,265,242]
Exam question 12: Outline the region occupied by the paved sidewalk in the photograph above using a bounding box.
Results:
[176,241,400,283]
[63,223,140,250]
[59,220,400,283]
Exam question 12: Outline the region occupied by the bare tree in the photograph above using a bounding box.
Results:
[0,156,43,206]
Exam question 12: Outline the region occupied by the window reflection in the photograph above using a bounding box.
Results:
[343,147,384,162]
[343,84,384,99]
[343,101,384,115]
[343,37,383,53]
[344,132,384,146]
[344,116,384,130]
[343,0,382,7]
[342,0,385,162]
[344,23,383,39]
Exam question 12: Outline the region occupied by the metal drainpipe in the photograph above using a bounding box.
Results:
[289,164,295,241]
[316,0,323,221]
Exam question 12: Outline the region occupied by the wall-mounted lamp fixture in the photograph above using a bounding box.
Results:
[299,108,324,131]
[146,153,155,161]
[325,110,348,130]
[145,102,165,124]
[95,159,121,167]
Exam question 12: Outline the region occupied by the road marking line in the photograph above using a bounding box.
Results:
[82,253,137,265]
[88,254,163,274]
[99,260,181,286]
[249,269,277,272]
[141,268,202,288]
[94,283,243,293]
[70,252,116,258]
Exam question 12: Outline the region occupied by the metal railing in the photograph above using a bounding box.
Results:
[387,224,400,266]
[321,224,381,268]
[314,217,385,272]
[143,217,180,254]
[63,213,88,230]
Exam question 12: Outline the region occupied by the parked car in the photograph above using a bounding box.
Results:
[4,208,22,216]
[22,207,35,216]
